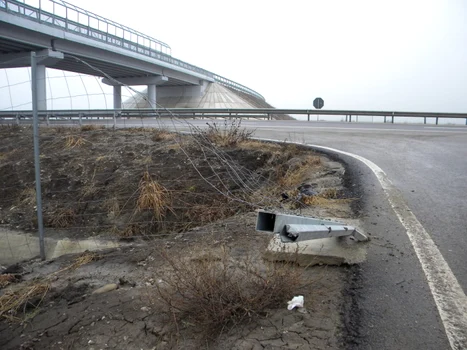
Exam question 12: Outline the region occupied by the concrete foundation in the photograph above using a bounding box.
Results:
[0,229,119,266]
[264,235,368,266]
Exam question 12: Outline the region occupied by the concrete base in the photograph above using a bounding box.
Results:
[264,234,368,266]
[0,228,119,266]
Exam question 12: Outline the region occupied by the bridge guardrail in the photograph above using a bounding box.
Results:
[0,109,466,125]
[0,0,265,101]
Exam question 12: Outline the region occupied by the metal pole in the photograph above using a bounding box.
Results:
[436,117,439,125]
[31,52,46,261]
[424,117,426,125]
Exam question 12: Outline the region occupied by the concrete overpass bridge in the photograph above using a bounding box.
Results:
[0,0,264,110]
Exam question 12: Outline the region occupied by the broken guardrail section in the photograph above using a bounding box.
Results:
[256,210,368,243]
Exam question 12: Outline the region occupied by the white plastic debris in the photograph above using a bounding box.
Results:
[287,295,304,310]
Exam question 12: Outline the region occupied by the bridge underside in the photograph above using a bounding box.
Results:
[0,37,195,86]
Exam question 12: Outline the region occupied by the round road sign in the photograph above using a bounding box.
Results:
[313,97,324,109]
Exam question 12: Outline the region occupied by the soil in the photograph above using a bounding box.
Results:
[0,125,360,349]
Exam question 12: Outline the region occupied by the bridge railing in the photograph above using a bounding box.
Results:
[0,0,265,101]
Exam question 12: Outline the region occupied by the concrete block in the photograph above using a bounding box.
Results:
[263,235,368,266]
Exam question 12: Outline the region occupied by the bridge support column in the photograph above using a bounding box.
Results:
[113,86,122,109]
[36,65,47,111]
[147,84,157,108]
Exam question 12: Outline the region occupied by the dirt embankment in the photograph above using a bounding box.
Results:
[0,124,358,349]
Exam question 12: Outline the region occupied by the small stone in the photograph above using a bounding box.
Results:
[88,340,95,345]
[92,284,118,294]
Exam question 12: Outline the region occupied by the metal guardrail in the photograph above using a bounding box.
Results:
[1,108,466,125]
[0,0,265,100]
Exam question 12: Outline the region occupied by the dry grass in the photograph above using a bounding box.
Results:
[53,126,75,134]
[136,171,172,222]
[279,155,322,188]
[80,124,105,132]
[65,252,99,272]
[238,140,282,152]
[0,282,50,322]
[0,252,98,322]
[186,202,237,225]
[196,118,254,147]
[103,196,120,219]
[0,274,16,288]
[125,127,150,133]
[95,155,109,162]
[48,208,76,228]
[152,128,174,142]
[320,188,339,199]
[17,187,36,206]
[65,135,86,148]
[155,247,303,341]
[296,193,355,209]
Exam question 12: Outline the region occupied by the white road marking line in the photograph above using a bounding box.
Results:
[248,125,467,133]
[256,137,467,350]
[424,126,467,130]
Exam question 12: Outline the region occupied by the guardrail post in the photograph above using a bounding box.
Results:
[384,116,386,123]
[436,117,439,125]
[349,115,352,122]
[46,114,49,126]
[78,113,83,126]
[424,117,427,124]
[307,114,310,122]
[15,114,20,126]
[465,118,467,126]
[391,112,394,124]
[113,112,117,129]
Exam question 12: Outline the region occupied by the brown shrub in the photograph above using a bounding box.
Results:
[155,247,303,341]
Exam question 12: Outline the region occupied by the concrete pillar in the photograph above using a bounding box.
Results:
[113,85,122,109]
[147,84,156,108]
[36,65,47,110]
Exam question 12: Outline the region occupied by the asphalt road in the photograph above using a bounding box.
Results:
[164,119,467,349]
[248,120,467,349]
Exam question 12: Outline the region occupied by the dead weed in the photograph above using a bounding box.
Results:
[0,282,50,322]
[80,125,105,132]
[64,135,86,149]
[136,171,172,222]
[47,208,76,228]
[155,247,303,341]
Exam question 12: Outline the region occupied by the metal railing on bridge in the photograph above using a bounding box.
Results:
[0,0,265,100]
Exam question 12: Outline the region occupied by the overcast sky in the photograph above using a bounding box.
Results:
[73,0,467,112]
[2,0,467,112]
